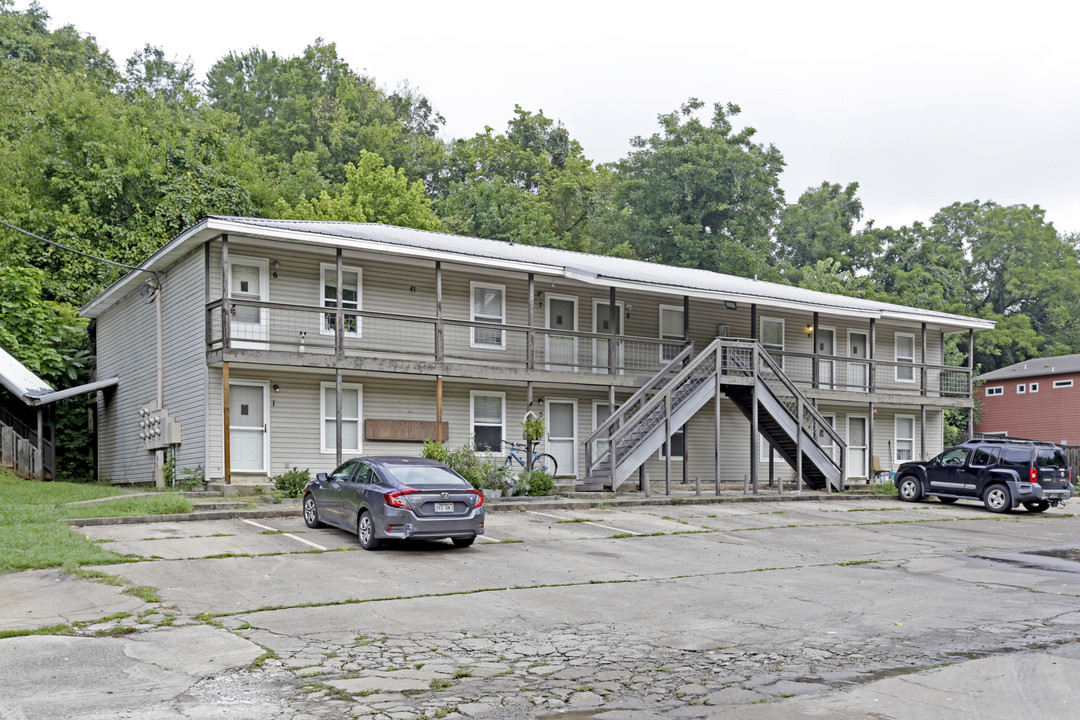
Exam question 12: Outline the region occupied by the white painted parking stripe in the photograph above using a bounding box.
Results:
[526,510,641,536]
[241,519,328,550]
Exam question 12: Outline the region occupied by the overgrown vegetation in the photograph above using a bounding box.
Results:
[271,467,311,498]
[421,441,554,495]
[0,469,191,574]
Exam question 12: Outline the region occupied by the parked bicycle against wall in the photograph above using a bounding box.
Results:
[501,440,558,477]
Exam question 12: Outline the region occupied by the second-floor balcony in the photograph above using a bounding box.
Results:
[205,298,973,403]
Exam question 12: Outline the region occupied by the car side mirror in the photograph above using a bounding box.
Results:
[316,472,328,483]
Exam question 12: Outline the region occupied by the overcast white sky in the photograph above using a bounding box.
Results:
[20,0,1080,234]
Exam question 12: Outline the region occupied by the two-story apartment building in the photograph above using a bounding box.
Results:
[974,354,1080,446]
[81,216,993,492]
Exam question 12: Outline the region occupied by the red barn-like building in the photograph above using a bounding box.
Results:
[975,354,1080,445]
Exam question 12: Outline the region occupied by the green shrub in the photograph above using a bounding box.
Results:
[521,470,553,496]
[421,440,501,489]
[272,467,311,498]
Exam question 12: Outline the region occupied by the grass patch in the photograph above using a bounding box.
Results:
[430,678,452,691]
[453,666,473,679]
[555,518,595,524]
[0,623,75,639]
[0,470,193,574]
[123,585,161,603]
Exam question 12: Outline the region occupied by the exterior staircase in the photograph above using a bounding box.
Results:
[584,338,846,492]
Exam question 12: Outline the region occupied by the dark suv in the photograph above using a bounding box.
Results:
[896,438,1073,513]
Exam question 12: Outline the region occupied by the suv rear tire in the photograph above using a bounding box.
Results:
[982,484,1012,514]
[897,475,922,502]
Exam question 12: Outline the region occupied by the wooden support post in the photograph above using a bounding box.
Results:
[967,328,975,440]
[750,347,758,494]
[204,240,211,353]
[796,397,804,492]
[335,249,344,358]
[664,395,672,496]
[223,361,231,485]
[221,235,230,349]
[335,369,343,468]
[812,311,819,389]
[35,408,44,481]
[527,273,535,371]
[921,322,927,397]
[869,318,876,393]
[608,287,617,376]
[750,304,757,340]
[867,401,875,485]
[526,380,534,472]
[682,295,689,486]
[436,376,443,442]
[715,357,722,495]
[920,405,926,461]
[434,261,443,362]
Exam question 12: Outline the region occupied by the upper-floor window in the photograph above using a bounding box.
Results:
[659,305,684,362]
[321,264,362,337]
[1030,382,1039,392]
[985,386,1003,396]
[895,333,915,382]
[471,282,505,349]
[1017,384,1026,394]
[760,317,784,367]
[1053,379,1074,389]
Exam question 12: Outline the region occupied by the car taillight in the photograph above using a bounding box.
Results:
[1029,467,1038,483]
[384,489,419,509]
[470,489,484,508]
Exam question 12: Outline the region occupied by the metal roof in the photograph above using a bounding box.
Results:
[0,345,53,402]
[82,216,997,331]
[978,354,1080,382]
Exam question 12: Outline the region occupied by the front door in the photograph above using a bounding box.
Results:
[817,327,835,389]
[546,399,577,476]
[228,259,269,348]
[848,330,869,392]
[846,415,867,479]
[593,301,623,374]
[230,382,267,473]
[546,296,578,370]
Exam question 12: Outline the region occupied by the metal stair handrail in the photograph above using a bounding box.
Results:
[584,342,694,473]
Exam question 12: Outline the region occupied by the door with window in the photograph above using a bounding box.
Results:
[546,296,578,370]
[230,382,267,473]
[546,399,577,476]
[593,301,623,373]
[817,327,835,389]
[846,415,867,479]
[848,330,869,392]
[228,259,269,348]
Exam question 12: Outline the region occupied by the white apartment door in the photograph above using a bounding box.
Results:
[848,330,869,392]
[228,259,269,348]
[817,327,835,389]
[230,382,267,473]
[847,415,868,479]
[593,301,623,374]
[546,399,577,476]
[546,296,578,370]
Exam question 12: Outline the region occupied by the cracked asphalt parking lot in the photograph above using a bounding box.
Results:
[4,498,1080,719]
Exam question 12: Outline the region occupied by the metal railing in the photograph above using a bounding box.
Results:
[206,299,684,377]
[763,350,972,399]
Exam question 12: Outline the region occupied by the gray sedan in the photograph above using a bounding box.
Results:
[302,456,485,549]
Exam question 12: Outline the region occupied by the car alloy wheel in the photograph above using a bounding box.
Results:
[357,511,381,550]
[898,476,921,502]
[303,495,324,528]
[983,485,1011,514]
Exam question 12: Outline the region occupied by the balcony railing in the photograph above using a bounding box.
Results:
[763,349,971,399]
[206,299,683,377]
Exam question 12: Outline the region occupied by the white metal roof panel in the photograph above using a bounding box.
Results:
[0,345,53,402]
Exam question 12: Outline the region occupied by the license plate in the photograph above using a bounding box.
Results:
[434,502,454,513]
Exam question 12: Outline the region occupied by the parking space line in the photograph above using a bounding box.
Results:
[526,510,641,536]
[241,519,328,551]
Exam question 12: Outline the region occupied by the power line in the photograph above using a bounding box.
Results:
[0,220,161,285]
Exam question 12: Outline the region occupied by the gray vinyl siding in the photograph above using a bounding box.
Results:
[95,247,206,483]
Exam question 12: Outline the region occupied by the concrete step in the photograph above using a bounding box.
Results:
[206,482,274,497]
[191,501,251,511]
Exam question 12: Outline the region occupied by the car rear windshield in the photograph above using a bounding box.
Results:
[1035,448,1069,469]
[382,464,471,488]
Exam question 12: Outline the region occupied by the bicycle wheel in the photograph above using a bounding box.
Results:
[534,453,558,477]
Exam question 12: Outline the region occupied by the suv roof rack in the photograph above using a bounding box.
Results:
[962,438,1055,447]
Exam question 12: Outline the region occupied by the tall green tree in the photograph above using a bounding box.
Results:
[775,181,873,276]
[598,99,785,277]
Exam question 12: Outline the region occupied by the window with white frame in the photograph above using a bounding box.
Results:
[659,425,686,459]
[895,415,915,463]
[1017,384,1026,394]
[320,383,362,453]
[759,432,779,462]
[471,391,505,451]
[321,264,362,337]
[1030,382,1039,392]
[659,305,684,362]
[470,282,505,349]
[895,333,915,382]
[1053,379,1074,389]
[985,386,1003,396]
[760,317,784,366]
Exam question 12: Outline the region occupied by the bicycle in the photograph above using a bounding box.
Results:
[501,440,558,476]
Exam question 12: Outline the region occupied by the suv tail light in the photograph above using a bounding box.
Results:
[384,489,419,509]
[1029,467,1038,483]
